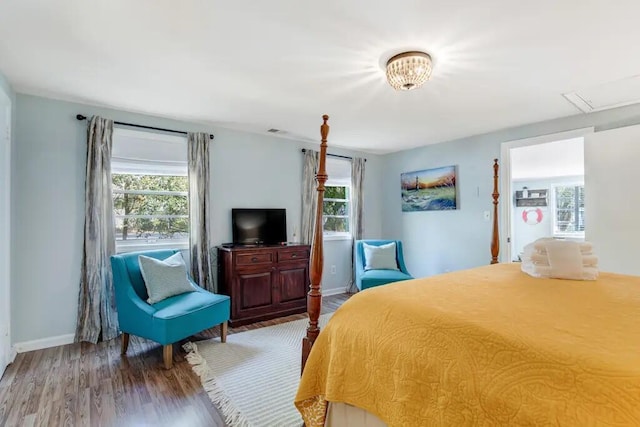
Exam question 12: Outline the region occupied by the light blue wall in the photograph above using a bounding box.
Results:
[16,88,640,344]
[12,94,383,343]
[382,103,640,278]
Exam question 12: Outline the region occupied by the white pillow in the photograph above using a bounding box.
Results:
[363,242,399,271]
[138,252,195,304]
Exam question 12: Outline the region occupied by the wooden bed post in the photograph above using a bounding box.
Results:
[301,115,329,374]
[491,158,500,264]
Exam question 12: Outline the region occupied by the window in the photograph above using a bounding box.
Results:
[111,129,189,252]
[324,185,350,236]
[113,175,189,250]
[552,184,584,236]
[323,158,351,239]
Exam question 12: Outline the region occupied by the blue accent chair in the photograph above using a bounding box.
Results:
[355,240,414,291]
[111,249,230,369]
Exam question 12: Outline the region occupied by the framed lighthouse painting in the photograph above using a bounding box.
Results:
[401,165,458,212]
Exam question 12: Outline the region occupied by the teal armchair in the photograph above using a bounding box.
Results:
[111,249,230,369]
[355,240,414,290]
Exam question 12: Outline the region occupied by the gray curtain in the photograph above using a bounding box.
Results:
[351,157,366,240]
[187,132,214,292]
[349,157,366,292]
[301,150,319,245]
[75,116,119,343]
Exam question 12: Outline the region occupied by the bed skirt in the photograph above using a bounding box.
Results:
[325,403,386,427]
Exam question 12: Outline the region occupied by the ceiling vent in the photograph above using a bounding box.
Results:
[563,75,640,113]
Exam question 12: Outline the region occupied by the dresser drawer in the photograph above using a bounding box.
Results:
[278,249,309,262]
[235,252,274,266]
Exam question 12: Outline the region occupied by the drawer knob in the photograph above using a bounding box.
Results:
[291,253,297,258]
[251,257,259,262]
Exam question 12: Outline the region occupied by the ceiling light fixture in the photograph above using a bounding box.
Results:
[385,51,433,91]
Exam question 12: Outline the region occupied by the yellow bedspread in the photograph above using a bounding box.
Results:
[295,263,640,426]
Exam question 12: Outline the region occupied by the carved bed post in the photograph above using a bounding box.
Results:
[491,158,500,264]
[301,115,329,373]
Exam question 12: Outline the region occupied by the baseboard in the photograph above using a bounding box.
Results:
[9,347,16,363]
[13,333,75,353]
[323,286,349,297]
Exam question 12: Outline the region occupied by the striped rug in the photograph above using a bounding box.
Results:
[184,314,332,427]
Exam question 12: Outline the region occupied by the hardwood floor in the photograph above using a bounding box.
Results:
[0,293,350,427]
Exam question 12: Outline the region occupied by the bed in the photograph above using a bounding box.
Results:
[295,116,640,426]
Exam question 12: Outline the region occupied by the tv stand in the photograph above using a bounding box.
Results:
[217,243,310,327]
[220,242,301,249]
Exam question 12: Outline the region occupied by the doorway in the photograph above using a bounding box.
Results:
[510,138,584,260]
[0,89,11,376]
[500,128,592,263]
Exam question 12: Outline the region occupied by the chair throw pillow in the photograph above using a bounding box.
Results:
[138,252,195,304]
[363,242,399,271]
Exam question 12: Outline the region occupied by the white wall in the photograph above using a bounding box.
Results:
[0,72,14,372]
[12,94,383,344]
[510,137,584,180]
[382,102,640,278]
[585,124,640,275]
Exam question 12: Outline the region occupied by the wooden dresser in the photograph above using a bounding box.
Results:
[217,244,310,327]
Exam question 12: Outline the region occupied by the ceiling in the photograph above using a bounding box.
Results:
[1,1,639,154]
[511,137,584,180]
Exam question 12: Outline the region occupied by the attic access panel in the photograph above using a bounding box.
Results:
[563,75,640,113]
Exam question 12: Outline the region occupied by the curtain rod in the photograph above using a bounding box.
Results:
[75,114,214,140]
[301,148,366,162]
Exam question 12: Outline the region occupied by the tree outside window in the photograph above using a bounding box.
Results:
[323,185,350,235]
[112,174,189,249]
[553,184,584,236]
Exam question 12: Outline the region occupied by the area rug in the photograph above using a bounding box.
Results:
[184,314,332,427]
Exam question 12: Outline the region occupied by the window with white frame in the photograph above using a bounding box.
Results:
[323,157,351,239]
[552,183,585,237]
[111,128,189,252]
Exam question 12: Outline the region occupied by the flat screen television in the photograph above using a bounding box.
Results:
[231,208,287,245]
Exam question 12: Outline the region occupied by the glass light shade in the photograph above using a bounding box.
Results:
[385,51,432,91]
